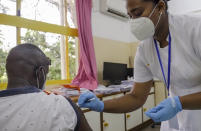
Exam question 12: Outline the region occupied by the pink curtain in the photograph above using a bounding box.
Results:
[71,0,98,90]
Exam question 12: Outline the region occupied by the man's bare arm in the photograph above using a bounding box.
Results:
[66,98,92,131]
[75,105,92,131]
[103,80,153,113]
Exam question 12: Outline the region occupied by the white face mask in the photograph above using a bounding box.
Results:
[130,5,162,41]
[41,68,46,90]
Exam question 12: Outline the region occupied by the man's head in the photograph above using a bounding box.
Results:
[6,43,51,89]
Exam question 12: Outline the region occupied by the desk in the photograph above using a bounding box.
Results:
[80,88,155,131]
[47,85,156,131]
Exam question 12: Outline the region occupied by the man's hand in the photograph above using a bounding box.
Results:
[78,92,104,112]
[145,96,182,122]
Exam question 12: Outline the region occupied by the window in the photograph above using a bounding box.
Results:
[68,36,78,79]
[0,0,16,15]
[21,0,61,25]
[66,0,77,28]
[0,25,16,83]
[0,0,79,89]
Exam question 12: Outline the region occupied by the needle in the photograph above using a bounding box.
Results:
[86,97,95,102]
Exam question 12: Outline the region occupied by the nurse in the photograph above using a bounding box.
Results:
[78,0,201,130]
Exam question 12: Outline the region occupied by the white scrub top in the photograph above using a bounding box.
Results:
[0,86,78,131]
[134,13,201,131]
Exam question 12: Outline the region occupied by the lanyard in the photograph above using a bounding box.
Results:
[154,32,171,91]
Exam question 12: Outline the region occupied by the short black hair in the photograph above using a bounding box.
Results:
[6,43,48,75]
[144,0,170,10]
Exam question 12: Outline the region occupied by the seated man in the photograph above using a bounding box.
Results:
[0,43,92,131]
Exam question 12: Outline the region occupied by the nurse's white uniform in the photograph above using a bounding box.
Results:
[134,13,201,131]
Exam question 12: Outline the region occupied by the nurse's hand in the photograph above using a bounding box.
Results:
[78,92,104,112]
[145,96,182,122]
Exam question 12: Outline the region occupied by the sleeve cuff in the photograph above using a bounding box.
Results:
[174,96,183,112]
[134,77,153,83]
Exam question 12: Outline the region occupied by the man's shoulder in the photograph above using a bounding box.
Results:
[42,93,71,103]
[34,92,73,107]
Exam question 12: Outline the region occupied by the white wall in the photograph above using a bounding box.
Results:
[92,12,133,43]
[168,0,201,14]
[92,0,137,43]
[92,0,201,43]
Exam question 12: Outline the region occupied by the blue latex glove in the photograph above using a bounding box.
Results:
[145,96,182,122]
[78,92,104,112]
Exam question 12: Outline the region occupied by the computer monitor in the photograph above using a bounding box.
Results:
[103,62,127,85]
[127,68,134,77]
